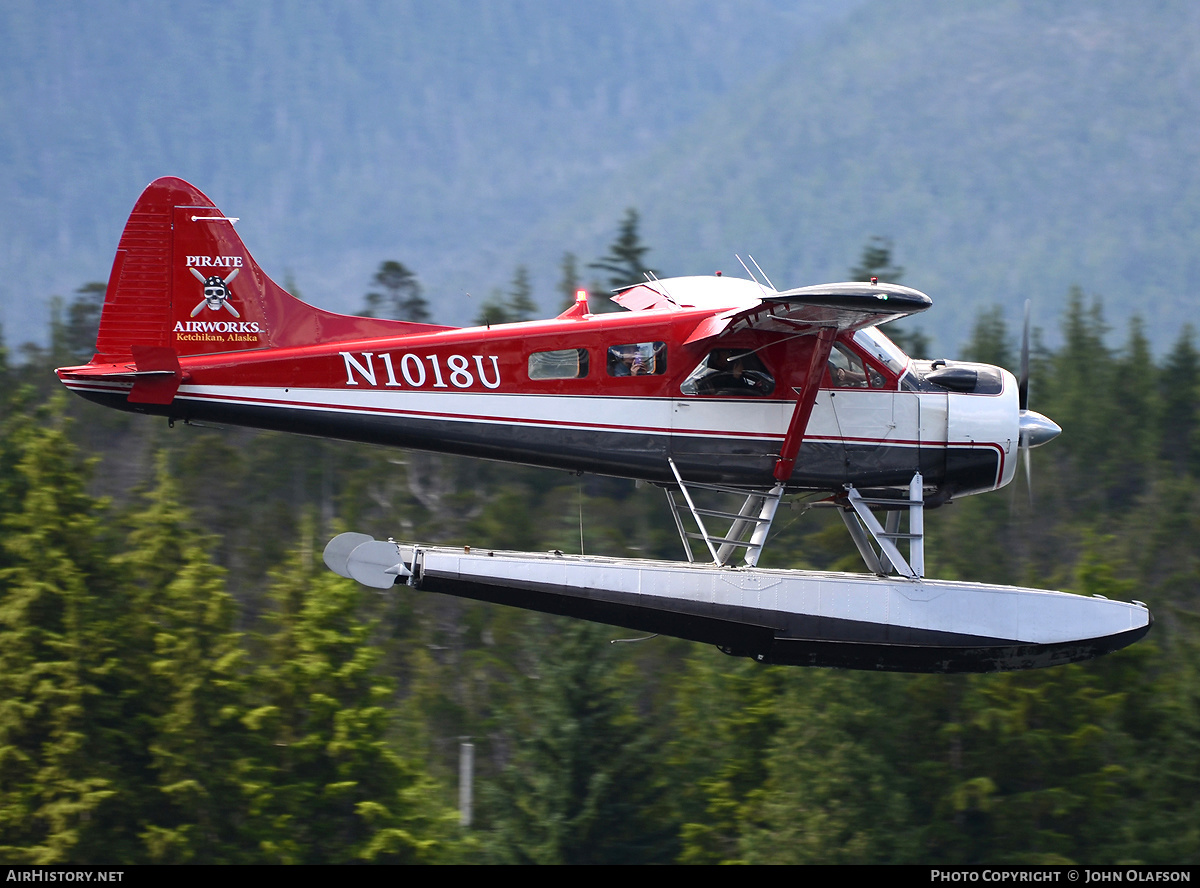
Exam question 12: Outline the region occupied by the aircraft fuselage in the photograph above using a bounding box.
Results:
[65,306,1017,500]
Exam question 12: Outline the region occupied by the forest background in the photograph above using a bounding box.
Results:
[2,222,1199,864]
[3,0,1200,866]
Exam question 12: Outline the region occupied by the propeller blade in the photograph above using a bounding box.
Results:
[1022,439,1033,506]
[1019,299,1030,411]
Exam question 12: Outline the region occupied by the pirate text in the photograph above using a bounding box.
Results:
[186,255,244,268]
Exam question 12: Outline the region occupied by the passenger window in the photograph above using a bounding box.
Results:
[529,348,589,380]
[606,342,666,377]
[681,349,775,396]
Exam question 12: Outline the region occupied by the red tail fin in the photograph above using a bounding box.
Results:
[92,177,448,363]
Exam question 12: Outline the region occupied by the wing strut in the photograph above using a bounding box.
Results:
[773,327,836,482]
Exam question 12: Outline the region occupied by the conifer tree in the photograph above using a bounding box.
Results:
[243,528,453,863]
[0,399,126,862]
[1159,325,1200,476]
[849,235,904,283]
[116,456,252,862]
[506,266,537,321]
[557,252,581,311]
[64,283,106,362]
[362,261,430,322]
[474,266,539,326]
[482,619,674,864]
[849,236,928,356]
[738,672,916,864]
[1042,288,1119,495]
[961,305,1014,369]
[1108,317,1159,502]
[589,209,657,291]
[473,292,512,327]
[670,657,786,864]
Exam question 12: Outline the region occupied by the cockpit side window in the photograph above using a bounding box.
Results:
[828,343,886,388]
[681,349,775,396]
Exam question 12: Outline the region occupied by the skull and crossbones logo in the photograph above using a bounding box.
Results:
[189,266,241,317]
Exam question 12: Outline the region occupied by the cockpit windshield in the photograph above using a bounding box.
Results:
[853,328,910,377]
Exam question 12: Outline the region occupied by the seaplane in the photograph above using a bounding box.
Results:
[57,177,1151,672]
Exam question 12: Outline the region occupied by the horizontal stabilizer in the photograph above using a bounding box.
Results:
[127,345,182,404]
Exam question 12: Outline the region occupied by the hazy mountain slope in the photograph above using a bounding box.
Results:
[6,0,1195,354]
[565,0,1200,351]
[0,0,848,340]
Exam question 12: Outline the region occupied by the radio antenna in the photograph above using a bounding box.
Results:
[735,254,761,285]
[748,255,776,291]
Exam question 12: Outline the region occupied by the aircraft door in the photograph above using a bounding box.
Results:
[826,374,949,487]
[670,346,791,485]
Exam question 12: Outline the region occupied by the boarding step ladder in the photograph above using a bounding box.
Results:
[665,458,784,567]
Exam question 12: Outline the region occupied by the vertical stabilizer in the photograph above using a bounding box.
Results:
[91,177,448,363]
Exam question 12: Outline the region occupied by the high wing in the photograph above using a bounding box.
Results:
[611,277,931,344]
[611,277,932,484]
[683,281,932,345]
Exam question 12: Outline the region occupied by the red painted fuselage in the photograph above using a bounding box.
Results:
[58,177,1019,501]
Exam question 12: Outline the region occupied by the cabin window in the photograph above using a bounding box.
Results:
[528,348,589,380]
[681,349,775,396]
[606,342,666,377]
[829,343,886,388]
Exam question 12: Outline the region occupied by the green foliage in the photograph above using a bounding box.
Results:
[473,265,539,326]
[962,305,1015,370]
[589,208,657,292]
[0,399,127,862]
[116,456,251,862]
[243,531,454,863]
[669,656,786,864]
[1159,325,1200,476]
[506,266,537,322]
[849,235,904,283]
[739,672,917,864]
[557,252,581,311]
[362,261,430,323]
[480,618,675,864]
[63,283,106,364]
[6,267,1200,863]
[849,236,930,357]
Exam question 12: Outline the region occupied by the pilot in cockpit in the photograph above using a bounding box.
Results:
[829,344,869,387]
[683,349,775,396]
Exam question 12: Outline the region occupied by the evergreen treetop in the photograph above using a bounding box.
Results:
[589,209,657,291]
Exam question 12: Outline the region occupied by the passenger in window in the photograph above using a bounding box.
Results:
[608,345,641,376]
[607,343,664,376]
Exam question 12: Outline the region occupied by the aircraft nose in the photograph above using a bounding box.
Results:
[1019,410,1061,448]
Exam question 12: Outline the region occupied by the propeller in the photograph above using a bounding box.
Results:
[1016,299,1062,501]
